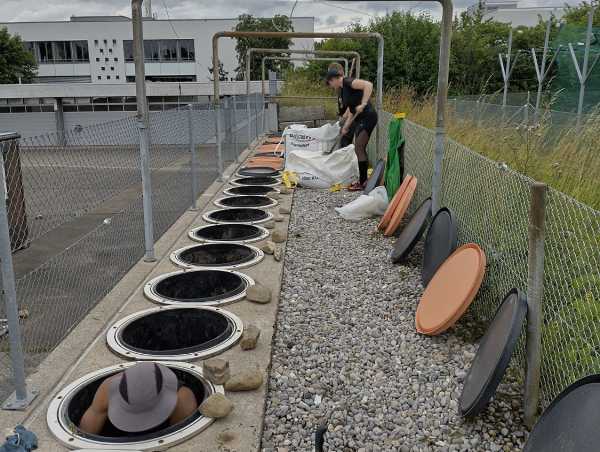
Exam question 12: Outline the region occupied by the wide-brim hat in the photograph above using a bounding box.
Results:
[107,362,178,433]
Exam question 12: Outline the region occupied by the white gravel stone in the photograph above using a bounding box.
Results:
[261,188,527,451]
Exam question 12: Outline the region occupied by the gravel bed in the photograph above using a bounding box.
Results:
[261,188,527,452]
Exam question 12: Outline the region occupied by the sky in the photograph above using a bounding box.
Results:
[0,1,582,31]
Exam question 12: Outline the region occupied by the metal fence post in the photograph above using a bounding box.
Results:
[137,119,156,262]
[215,102,224,181]
[524,182,547,428]
[187,104,198,211]
[0,136,37,410]
[232,95,241,163]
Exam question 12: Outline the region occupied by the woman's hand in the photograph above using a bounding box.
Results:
[355,103,367,115]
[342,126,350,136]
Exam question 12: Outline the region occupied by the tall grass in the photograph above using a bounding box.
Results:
[280,74,600,209]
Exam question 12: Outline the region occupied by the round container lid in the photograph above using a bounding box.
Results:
[378,176,413,231]
[524,375,600,452]
[421,207,458,287]
[391,197,432,264]
[257,143,283,152]
[238,166,280,177]
[415,243,486,336]
[265,137,283,144]
[384,176,418,237]
[363,160,385,195]
[459,289,527,417]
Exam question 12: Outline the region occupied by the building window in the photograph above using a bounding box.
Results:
[109,48,113,53]
[96,57,100,62]
[105,57,109,62]
[100,48,104,54]
[101,66,105,71]
[25,40,89,63]
[114,57,118,62]
[103,39,107,44]
[112,39,117,44]
[107,75,111,80]
[116,75,120,79]
[178,39,195,61]
[110,66,114,71]
[94,39,98,45]
[98,76,101,80]
[123,39,195,63]
[144,40,160,61]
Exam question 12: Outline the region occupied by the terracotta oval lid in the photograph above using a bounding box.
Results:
[378,175,413,231]
[257,143,283,152]
[265,137,283,144]
[415,243,486,336]
[254,151,282,158]
[384,176,418,237]
[363,160,385,195]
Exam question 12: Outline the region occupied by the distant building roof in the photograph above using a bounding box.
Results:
[70,16,131,22]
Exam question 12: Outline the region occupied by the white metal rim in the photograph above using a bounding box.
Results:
[106,306,244,361]
[222,186,280,196]
[47,361,223,451]
[229,178,281,187]
[201,209,273,225]
[187,224,270,244]
[144,269,255,307]
[213,196,278,209]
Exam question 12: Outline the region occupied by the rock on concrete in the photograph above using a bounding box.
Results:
[264,220,276,230]
[240,324,261,350]
[246,284,272,304]
[199,393,234,418]
[259,241,276,255]
[279,206,291,215]
[272,229,288,243]
[225,369,264,391]
[203,358,230,385]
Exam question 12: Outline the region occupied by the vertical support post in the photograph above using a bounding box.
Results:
[375,35,384,162]
[431,0,453,215]
[524,182,547,428]
[569,8,596,128]
[132,0,155,262]
[233,95,241,163]
[187,104,198,210]
[261,58,267,98]
[246,50,253,148]
[533,18,552,123]
[501,29,513,110]
[524,91,530,126]
[54,98,66,147]
[0,136,37,411]
[215,102,224,181]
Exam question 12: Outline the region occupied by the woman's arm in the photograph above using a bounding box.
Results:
[351,79,373,113]
[79,379,111,434]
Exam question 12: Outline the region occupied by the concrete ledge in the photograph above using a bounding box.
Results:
[1,139,293,452]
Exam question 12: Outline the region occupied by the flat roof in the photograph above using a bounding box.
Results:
[1,16,315,25]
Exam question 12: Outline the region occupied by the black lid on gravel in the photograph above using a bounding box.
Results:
[363,160,385,195]
[459,289,527,417]
[524,374,600,451]
[238,166,281,177]
[391,197,432,264]
[421,207,458,287]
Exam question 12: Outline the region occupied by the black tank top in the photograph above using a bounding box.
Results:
[341,77,372,115]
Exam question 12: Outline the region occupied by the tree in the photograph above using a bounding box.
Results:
[233,14,294,80]
[0,27,37,83]
[208,60,229,81]
[563,1,600,26]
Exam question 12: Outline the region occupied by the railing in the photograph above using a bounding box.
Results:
[0,93,272,408]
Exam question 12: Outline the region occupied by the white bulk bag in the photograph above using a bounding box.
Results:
[285,144,358,189]
[284,122,340,153]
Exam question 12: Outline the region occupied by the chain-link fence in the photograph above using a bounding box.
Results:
[369,110,600,412]
[0,93,273,404]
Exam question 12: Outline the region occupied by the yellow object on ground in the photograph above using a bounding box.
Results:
[329,183,343,192]
[281,171,299,188]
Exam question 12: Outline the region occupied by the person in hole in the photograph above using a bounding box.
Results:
[326,66,378,191]
[79,362,198,435]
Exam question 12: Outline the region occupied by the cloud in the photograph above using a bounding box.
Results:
[0,0,582,27]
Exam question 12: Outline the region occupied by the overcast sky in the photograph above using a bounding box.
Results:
[1,1,581,30]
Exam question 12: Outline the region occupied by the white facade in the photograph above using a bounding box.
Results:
[468,1,565,27]
[1,15,315,86]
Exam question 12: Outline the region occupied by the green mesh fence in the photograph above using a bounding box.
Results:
[370,112,600,411]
